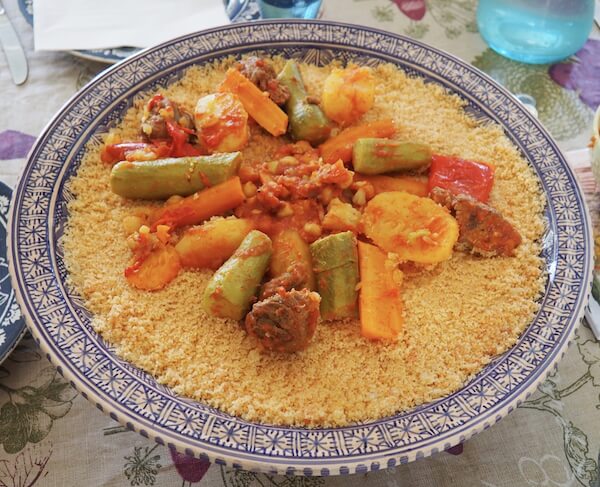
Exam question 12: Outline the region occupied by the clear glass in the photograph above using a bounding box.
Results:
[477,0,595,64]
[257,0,322,19]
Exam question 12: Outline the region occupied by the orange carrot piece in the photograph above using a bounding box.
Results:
[152,177,245,230]
[219,68,288,137]
[358,241,403,341]
[319,119,396,164]
[355,174,429,197]
[125,245,181,291]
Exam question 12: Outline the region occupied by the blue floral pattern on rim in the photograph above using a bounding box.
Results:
[7,21,593,475]
[0,181,25,365]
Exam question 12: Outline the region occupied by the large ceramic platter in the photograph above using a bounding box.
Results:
[8,21,593,475]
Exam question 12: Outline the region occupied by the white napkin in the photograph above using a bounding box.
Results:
[33,0,231,51]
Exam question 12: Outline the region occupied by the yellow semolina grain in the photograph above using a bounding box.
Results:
[61,57,546,428]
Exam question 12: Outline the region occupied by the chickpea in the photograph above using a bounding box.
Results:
[122,215,143,235]
[352,188,367,207]
[303,223,322,238]
[166,195,184,206]
[243,181,258,198]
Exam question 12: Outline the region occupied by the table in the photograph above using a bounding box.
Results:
[1,1,599,485]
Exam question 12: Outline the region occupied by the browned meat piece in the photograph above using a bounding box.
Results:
[260,263,308,300]
[429,186,454,209]
[255,180,290,210]
[245,289,320,353]
[266,79,291,105]
[430,187,522,257]
[141,95,194,140]
[236,56,290,105]
[454,198,522,256]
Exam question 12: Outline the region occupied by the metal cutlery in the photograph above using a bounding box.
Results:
[0,0,28,85]
[585,293,600,340]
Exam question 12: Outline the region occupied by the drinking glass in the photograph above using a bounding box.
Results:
[477,0,595,64]
[257,0,323,19]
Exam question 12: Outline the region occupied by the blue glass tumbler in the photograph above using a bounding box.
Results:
[257,0,323,19]
[477,0,595,64]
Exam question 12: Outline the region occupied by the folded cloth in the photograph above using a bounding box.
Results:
[33,0,230,51]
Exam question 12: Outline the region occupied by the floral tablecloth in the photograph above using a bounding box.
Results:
[1,1,600,485]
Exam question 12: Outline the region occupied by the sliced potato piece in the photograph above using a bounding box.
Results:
[322,198,361,233]
[195,93,249,153]
[361,191,458,264]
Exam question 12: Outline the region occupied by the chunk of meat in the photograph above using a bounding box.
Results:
[260,263,308,300]
[141,94,194,141]
[245,289,321,353]
[429,186,454,208]
[236,56,290,105]
[430,187,521,257]
[255,180,291,210]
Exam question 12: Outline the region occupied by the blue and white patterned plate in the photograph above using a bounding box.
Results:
[8,21,593,475]
[18,0,260,63]
[0,181,25,365]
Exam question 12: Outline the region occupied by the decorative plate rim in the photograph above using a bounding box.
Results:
[7,20,594,476]
[0,181,26,365]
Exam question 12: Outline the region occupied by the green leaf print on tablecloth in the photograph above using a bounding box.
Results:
[360,0,477,39]
[426,0,478,39]
[0,367,77,455]
[220,467,325,486]
[123,445,162,486]
[578,340,600,386]
[472,49,594,142]
[564,422,598,485]
[519,338,600,486]
[372,5,394,22]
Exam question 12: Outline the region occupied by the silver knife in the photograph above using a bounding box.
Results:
[584,293,600,341]
[0,0,28,85]
[582,256,600,340]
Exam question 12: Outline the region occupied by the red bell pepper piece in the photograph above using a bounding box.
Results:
[147,93,165,111]
[101,95,204,164]
[428,154,495,203]
[165,120,204,158]
[100,126,204,164]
